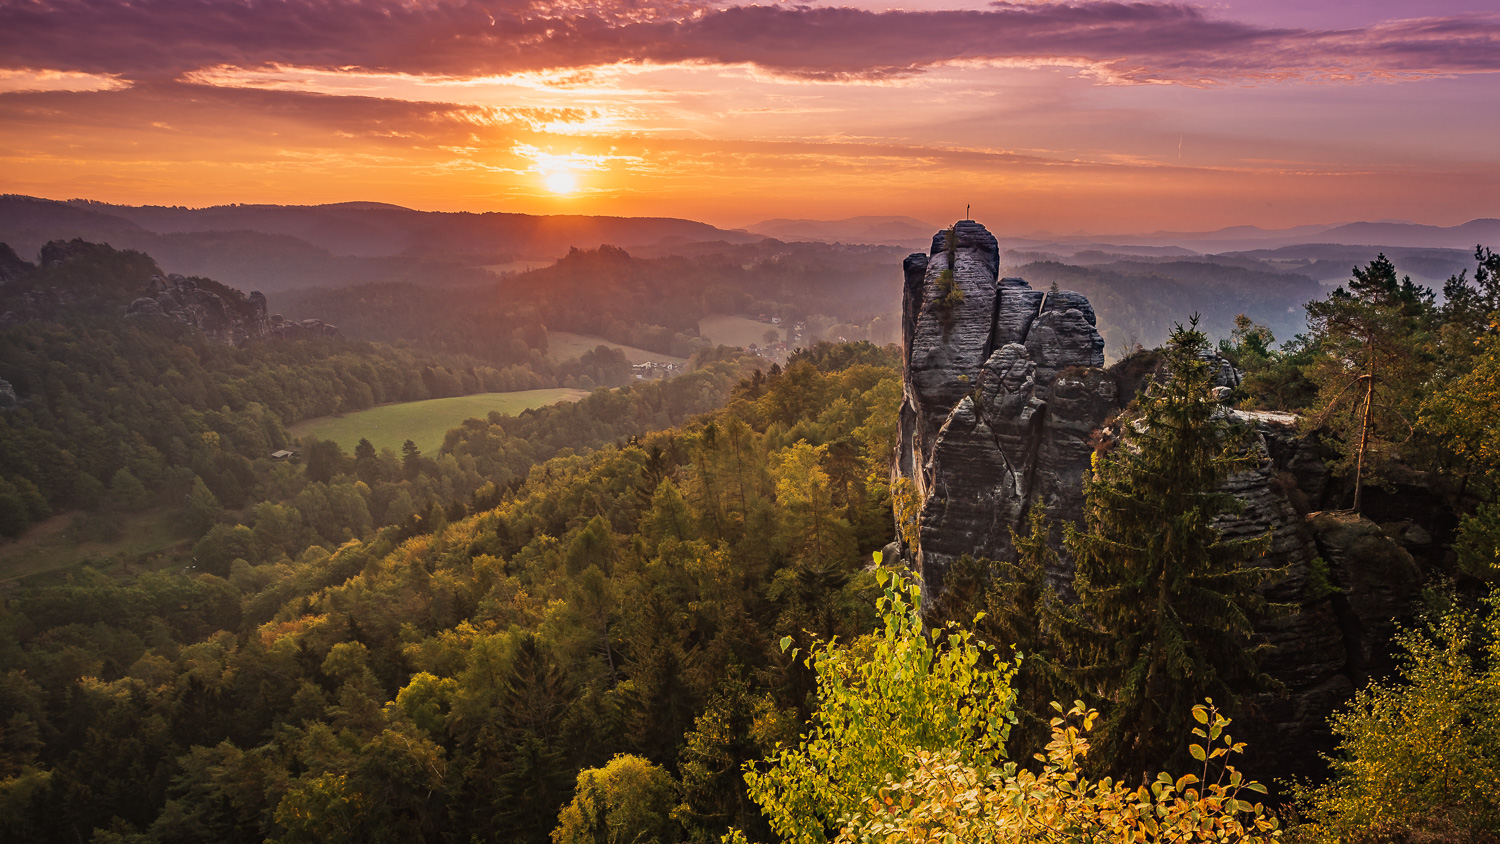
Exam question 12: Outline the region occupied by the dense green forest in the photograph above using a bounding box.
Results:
[3,236,1500,843]
[0,240,715,539]
[0,340,902,842]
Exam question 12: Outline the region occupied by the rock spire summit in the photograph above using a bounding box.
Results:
[894,220,1110,594]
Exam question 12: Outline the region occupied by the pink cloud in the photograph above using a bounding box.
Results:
[1,0,1497,86]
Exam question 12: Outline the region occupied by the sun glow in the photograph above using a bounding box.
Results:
[545,171,579,194]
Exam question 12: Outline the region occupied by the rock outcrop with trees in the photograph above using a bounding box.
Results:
[890,221,1440,782]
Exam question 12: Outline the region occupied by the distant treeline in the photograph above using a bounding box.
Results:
[0,241,655,538]
[278,241,910,362]
[1010,258,1323,353]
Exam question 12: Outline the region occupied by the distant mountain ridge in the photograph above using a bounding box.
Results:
[746,215,938,247]
[1313,218,1500,250]
[744,214,1500,257]
[1010,218,1499,254]
[56,197,760,259]
[0,195,760,293]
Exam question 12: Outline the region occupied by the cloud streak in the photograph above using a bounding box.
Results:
[2,0,1497,86]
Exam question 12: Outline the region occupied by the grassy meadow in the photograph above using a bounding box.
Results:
[547,331,687,364]
[288,388,588,454]
[699,314,781,348]
[0,507,187,584]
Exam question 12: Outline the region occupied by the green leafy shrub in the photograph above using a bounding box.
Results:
[740,566,1018,844]
[1288,589,1500,842]
[734,569,1280,844]
[553,754,683,844]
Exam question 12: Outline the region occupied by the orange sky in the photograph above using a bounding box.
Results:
[1,0,1497,233]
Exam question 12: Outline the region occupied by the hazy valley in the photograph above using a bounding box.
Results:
[1,193,1498,842]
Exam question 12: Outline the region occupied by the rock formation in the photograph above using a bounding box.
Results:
[268,311,342,341]
[891,220,1428,782]
[895,220,1110,593]
[0,238,339,346]
[126,274,338,345]
[127,274,269,345]
[0,243,29,285]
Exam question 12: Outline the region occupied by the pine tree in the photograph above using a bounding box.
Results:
[1059,317,1279,776]
[1304,254,1433,510]
[495,634,577,844]
[401,439,423,481]
[1440,245,1500,340]
[353,437,381,485]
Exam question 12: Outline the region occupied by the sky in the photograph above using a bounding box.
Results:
[0,0,1496,234]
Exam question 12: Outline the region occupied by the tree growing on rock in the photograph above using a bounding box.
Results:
[1303,254,1434,511]
[935,227,964,311]
[1057,317,1281,777]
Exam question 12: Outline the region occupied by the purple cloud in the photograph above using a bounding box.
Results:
[1,0,1497,84]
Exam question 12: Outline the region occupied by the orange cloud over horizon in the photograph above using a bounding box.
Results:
[1,0,1496,233]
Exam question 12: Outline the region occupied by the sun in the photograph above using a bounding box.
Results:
[545,171,579,195]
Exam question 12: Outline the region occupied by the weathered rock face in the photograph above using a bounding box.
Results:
[892,221,1428,784]
[0,243,29,285]
[126,274,339,345]
[1,239,339,345]
[268,312,341,341]
[127,274,269,345]
[895,221,1109,593]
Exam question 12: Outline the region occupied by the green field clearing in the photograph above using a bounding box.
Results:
[699,314,781,348]
[289,388,587,454]
[547,331,687,365]
[0,507,186,584]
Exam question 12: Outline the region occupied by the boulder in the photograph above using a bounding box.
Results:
[125,297,167,319]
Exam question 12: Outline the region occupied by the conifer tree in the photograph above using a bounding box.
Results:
[496,634,577,844]
[1304,254,1433,510]
[1440,245,1500,340]
[180,475,222,537]
[353,437,381,485]
[1059,317,1279,776]
[401,439,423,480]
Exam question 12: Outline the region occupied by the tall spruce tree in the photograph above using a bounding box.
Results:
[1060,317,1279,776]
